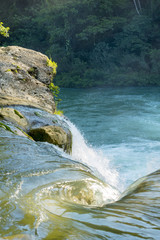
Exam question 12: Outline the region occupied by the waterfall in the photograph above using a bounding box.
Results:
[65,118,119,190]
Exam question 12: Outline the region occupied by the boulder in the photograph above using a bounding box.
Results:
[0,46,55,113]
[29,125,72,154]
[0,107,29,129]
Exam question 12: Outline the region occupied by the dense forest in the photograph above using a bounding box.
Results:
[0,0,160,88]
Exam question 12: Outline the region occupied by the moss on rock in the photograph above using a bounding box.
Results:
[0,107,29,129]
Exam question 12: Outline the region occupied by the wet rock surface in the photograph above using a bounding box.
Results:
[0,234,33,240]
[0,106,72,154]
[0,107,29,130]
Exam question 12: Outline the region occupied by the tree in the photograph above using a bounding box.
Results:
[0,0,160,88]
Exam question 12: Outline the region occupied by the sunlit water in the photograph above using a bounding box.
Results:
[0,87,160,239]
[60,87,160,188]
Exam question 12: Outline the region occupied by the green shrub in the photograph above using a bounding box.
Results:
[0,22,9,37]
[47,57,57,77]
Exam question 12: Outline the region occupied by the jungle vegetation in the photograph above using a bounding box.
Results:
[1,0,160,88]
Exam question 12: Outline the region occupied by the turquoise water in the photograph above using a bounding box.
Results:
[0,87,160,239]
[60,87,160,189]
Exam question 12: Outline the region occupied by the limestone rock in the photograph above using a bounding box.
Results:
[0,107,29,129]
[29,125,72,154]
[0,46,55,113]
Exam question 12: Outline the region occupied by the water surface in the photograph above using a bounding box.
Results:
[60,87,160,188]
[0,87,160,239]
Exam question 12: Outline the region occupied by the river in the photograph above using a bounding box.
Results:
[0,87,160,239]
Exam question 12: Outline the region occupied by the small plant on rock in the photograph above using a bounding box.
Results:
[49,82,63,115]
[47,57,57,76]
[47,57,63,115]
[0,22,9,37]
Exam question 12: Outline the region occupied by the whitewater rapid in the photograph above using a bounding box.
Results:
[62,117,120,203]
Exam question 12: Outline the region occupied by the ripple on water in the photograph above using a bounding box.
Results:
[37,178,120,210]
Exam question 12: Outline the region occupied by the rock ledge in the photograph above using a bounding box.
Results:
[0,46,55,113]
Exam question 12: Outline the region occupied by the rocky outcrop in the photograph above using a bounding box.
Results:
[0,106,72,154]
[0,46,72,154]
[29,125,72,154]
[0,107,29,130]
[0,46,55,113]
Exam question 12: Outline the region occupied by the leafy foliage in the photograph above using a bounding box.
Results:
[49,82,63,114]
[0,22,9,37]
[47,57,57,76]
[1,0,160,87]
[49,82,61,105]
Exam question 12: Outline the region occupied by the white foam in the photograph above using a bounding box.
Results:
[65,119,119,189]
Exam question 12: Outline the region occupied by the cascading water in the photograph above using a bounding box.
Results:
[23,115,120,220]
[68,120,119,186]
[63,118,120,205]
[0,87,160,240]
